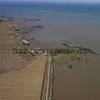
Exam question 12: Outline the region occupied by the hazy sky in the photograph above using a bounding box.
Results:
[0,0,100,3]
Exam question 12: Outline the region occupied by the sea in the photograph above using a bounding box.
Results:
[0,2,100,100]
[0,2,100,52]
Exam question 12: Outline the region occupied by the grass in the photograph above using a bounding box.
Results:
[53,53,79,65]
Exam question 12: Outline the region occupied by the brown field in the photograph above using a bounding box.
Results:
[0,21,47,100]
[0,56,46,100]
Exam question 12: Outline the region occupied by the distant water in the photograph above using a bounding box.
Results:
[0,2,100,52]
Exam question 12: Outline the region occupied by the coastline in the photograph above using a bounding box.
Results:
[0,2,100,100]
[0,17,99,100]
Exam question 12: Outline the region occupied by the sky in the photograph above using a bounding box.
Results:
[0,0,100,3]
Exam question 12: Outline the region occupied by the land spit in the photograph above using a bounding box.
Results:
[0,21,48,100]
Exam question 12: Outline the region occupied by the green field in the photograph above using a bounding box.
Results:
[53,53,80,65]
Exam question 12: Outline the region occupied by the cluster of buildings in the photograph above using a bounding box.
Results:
[9,24,49,56]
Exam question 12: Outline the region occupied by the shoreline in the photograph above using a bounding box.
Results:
[0,17,97,74]
[0,16,99,100]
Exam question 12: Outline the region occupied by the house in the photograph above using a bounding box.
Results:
[22,40,30,45]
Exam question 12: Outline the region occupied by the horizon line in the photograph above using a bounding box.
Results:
[0,1,100,4]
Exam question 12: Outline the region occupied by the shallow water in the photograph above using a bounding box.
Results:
[0,3,100,53]
[53,55,100,100]
[25,18,100,53]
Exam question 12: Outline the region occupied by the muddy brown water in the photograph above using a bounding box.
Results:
[53,55,100,100]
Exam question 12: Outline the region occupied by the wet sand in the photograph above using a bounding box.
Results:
[53,54,100,100]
